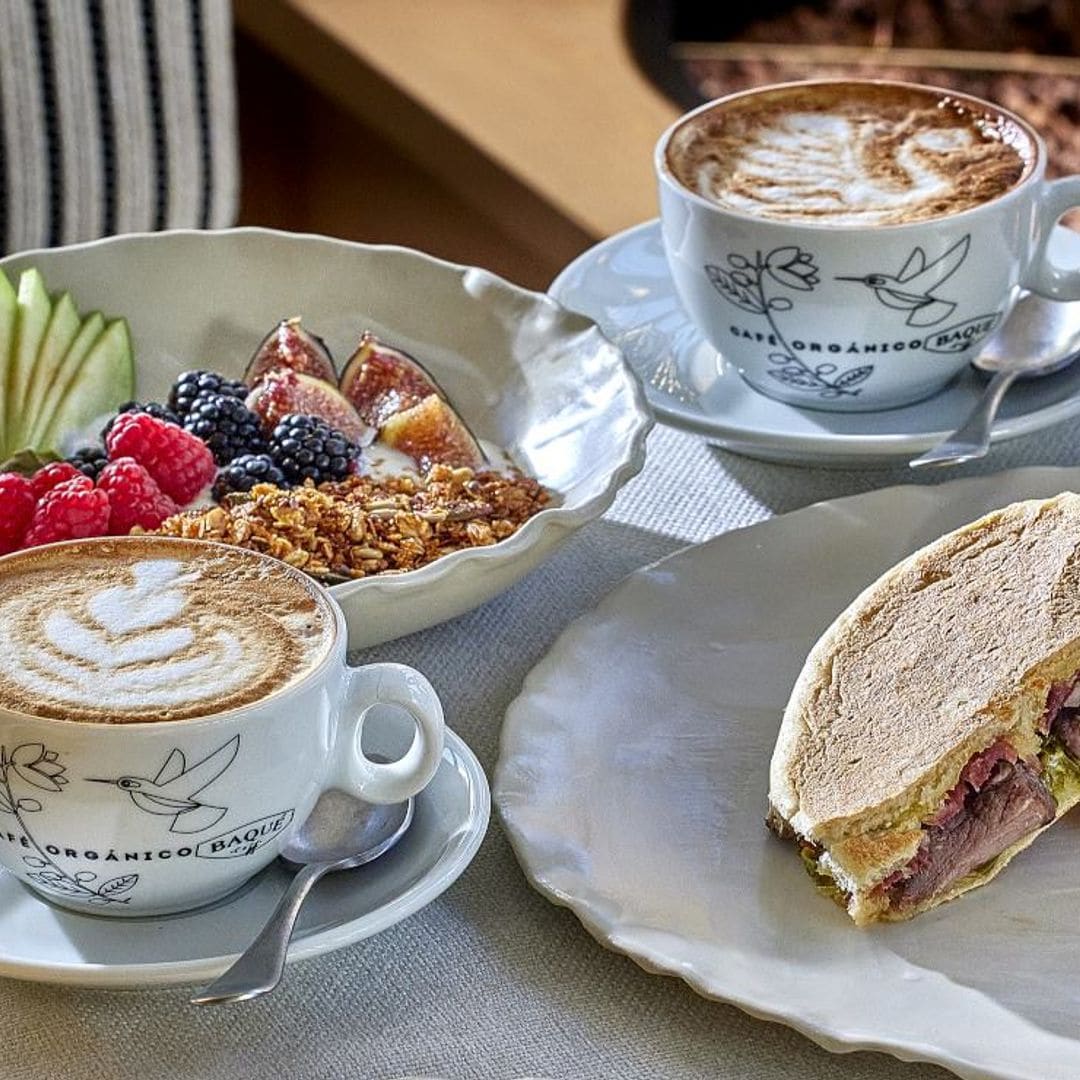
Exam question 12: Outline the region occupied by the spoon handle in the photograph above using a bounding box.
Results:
[190,862,328,1005]
[909,369,1018,469]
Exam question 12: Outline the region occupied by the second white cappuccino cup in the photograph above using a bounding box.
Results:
[656,79,1080,412]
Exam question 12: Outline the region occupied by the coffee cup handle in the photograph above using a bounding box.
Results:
[1026,176,1080,301]
[328,663,445,805]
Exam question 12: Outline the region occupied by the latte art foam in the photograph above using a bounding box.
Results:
[665,83,1034,225]
[0,539,335,723]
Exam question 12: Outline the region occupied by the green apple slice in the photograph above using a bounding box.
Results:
[18,291,81,451]
[0,270,15,454]
[6,269,52,455]
[26,311,106,448]
[39,318,133,451]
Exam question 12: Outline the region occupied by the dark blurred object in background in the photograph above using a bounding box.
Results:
[628,0,1080,190]
[669,0,1080,54]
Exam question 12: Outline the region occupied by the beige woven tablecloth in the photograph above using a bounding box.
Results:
[6,419,1079,1080]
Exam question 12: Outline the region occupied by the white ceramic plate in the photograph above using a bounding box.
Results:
[496,467,1080,1080]
[0,724,488,988]
[0,229,651,647]
[550,220,1080,467]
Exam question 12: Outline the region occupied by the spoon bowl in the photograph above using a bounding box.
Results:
[280,789,413,868]
[909,294,1080,468]
[191,785,414,1006]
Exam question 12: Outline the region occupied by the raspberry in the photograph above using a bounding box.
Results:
[97,457,178,534]
[105,413,217,506]
[23,476,110,547]
[100,401,181,440]
[31,461,82,500]
[0,472,37,547]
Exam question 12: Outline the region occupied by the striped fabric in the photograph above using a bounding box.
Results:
[0,0,237,255]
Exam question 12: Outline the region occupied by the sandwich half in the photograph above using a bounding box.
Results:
[768,492,1080,924]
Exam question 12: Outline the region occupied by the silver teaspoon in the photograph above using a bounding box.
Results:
[190,788,414,1005]
[909,294,1080,469]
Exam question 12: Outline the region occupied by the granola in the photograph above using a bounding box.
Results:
[146,464,550,581]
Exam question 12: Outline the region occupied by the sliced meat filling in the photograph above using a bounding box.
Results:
[1046,676,1080,758]
[927,738,1017,828]
[791,678,1080,911]
[879,748,1055,911]
[877,674,1080,912]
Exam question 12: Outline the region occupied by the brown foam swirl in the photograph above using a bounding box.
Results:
[0,539,335,723]
[665,83,1034,226]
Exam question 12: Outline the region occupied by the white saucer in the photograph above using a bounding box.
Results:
[0,726,489,989]
[496,467,1080,1079]
[550,221,1080,467]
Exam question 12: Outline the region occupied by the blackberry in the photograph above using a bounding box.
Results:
[100,401,180,440]
[182,393,268,465]
[168,369,248,417]
[65,446,110,481]
[268,414,357,484]
[211,454,286,502]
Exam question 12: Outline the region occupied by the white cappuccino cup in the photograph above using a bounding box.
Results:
[0,537,445,917]
[656,79,1080,412]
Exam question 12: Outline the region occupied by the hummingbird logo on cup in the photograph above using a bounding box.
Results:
[86,734,240,834]
[835,235,970,327]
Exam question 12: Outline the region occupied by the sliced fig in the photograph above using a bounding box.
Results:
[339,331,446,428]
[246,369,375,446]
[379,393,485,471]
[244,317,336,387]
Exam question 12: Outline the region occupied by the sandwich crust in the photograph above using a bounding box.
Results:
[770,493,1080,845]
[827,829,924,887]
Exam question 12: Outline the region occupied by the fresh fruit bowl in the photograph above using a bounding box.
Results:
[0,229,651,647]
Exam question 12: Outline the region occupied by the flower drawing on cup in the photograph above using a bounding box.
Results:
[762,247,820,292]
[8,743,67,794]
[0,743,138,904]
[705,246,874,398]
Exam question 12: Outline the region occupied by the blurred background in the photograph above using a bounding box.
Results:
[3,1,1078,288]
[234,0,1080,284]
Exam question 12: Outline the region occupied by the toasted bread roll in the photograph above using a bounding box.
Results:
[769,493,1080,924]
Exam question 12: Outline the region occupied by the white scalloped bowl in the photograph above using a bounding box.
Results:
[0,229,652,646]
